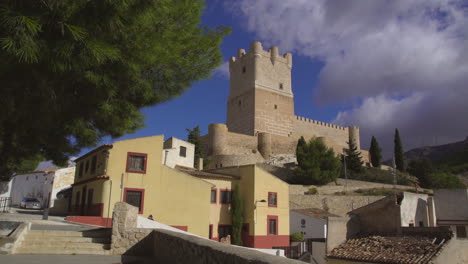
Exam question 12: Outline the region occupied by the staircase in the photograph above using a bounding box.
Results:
[14,228,111,255]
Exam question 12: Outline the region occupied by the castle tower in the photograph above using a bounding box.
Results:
[226,41,294,137]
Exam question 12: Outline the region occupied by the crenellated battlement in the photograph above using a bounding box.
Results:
[295,116,347,131]
[229,41,292,68]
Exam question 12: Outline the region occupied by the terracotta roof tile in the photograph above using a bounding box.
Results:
[329,235,448,264]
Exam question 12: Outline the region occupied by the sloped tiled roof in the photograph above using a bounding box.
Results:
[328,235,447,264]
[175,166,240,180]
[291,208,338,219]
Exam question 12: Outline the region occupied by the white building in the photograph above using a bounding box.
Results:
[162,137,195,169]
[10,167,75,208]
[434,189,468,238]
[290,208,337,240]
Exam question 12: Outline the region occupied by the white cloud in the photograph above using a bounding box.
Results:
[212,61,229,78]
[229,0,468,157]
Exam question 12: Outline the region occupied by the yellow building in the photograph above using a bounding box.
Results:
[177,164,290,248]
[68,135,290,248]
[67,135,212,237]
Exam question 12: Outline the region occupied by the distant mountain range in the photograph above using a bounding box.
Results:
[403,136,468,163]
[384,137,468,185]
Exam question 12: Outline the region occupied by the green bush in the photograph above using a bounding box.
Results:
[354,188,394,196]
[346,167,413,186]
[290,232,304,242]
[304,187,318,195]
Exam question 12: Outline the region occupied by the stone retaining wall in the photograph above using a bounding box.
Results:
[290,194,384,216]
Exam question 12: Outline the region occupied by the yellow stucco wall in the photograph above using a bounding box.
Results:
[203,178,234,238]
[72,135,212,238]
[210,165,289,238]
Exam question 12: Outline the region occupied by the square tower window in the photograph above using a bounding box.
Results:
[274,104,278,110]
[279,83,283,90]
[242,66,246,73]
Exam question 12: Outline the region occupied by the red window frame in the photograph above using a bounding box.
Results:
[123,188,145,214]
[219,189,232,204]
[126,152,148,174]
[267,215,278,236]
[210,188,217,204]
[268,192,278,207]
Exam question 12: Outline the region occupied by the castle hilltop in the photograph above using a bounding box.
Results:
[201,41,369,169]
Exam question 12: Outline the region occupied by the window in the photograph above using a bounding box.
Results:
[126,152,147,173]
[238,100,242,107]
[220,190,232,204]
[242,66,246,73]
[274,104,278,110]
[87,189,94,209]
[419,221,424,227]
[90,155,97,175]
[85,160,90,173]
[210,189,217,204]
[268,216,278,235]
[124,188,145,214]
[78,163,84,178]
[209,225,213,239]
[279,83,283,90]
[456,226,467,238]
[179,146,187,157]
[268,192,277,207]
[218,225,232,239]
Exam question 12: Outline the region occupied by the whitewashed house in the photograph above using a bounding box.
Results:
[162,137,195,169]
[290,208,337,239]
[10,167,75,208]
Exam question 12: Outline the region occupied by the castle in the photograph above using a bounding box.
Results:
[201,41,369,168]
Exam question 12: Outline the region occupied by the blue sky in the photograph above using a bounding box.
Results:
[74,0,468,160]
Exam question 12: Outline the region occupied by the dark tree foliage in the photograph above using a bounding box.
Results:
[0,0,229,177]
[394,129,405,171]
[345,139,364,173]
[407,158,466,188]
[407,159,434,188]
[294,137,341,185]
[186,125,203,167]
[369,136,382,168]
[231,183,243,246]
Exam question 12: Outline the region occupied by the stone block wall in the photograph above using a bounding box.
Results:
[111,202,153,256]
[111,202,302,263]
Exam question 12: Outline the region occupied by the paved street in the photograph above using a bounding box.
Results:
[0,255,123,264]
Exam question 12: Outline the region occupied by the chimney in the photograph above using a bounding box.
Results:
[197,158,204,171]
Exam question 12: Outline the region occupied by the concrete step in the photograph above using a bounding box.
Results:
[20,241,111,250]
[27,230,110,238]
[14,247,111,255]
[24,234,110,243]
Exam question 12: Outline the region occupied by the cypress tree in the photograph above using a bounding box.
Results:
[186,126,203,167]
[231,183,244,246]
[394,129,405,171]
[345,139,364,173]
[369,136,382,168]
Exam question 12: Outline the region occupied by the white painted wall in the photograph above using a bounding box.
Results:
[0,180,12,199]
[10,172,54,207]
[400,192,432,227]
[10,167,76,208]
[162,137,195,168]
[290,211,327,239]
[50,167,75,207]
